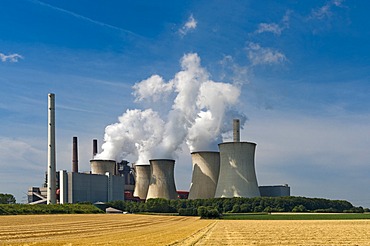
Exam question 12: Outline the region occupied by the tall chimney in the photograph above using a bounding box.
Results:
[233,119,240,142]
[47,93,56,204]
[93,139,98,157]
[72,136,78,173]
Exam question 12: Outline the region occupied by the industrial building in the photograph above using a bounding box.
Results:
[146,159,178,200]
[259,185,290,197]
[28,94,290,204]
[188,151,220,199]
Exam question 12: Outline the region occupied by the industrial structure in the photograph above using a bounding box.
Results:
[47,93,56,204]
[28,94,290,205]
[133,164,151,200]
[259,185,290,197]
[188,151,220,199]
[146,159,178,200]
[215,142,261,198]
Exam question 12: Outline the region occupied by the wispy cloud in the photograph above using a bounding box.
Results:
[28,0,141,37]
[179,14,197,36]
[308,0,345,20]
[0,53,23,62]
[255,10,291,36]
[246,42,287,65]
[256,23,283,35]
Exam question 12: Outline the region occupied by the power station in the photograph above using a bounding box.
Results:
[28,94,290,204]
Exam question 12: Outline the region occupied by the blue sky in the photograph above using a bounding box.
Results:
[1,0,369,206]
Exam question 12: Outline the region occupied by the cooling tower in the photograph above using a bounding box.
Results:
[146,159,178,200]
[90,160,116,175]
[188,151,220,199]
[133,164,151,200]
[214,142,260,198]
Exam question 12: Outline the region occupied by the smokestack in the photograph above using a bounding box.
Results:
[188,151,220,199]
[72,136,78,173]
[93,139,98,157]
[146,159,178,200]
[133,164,151,200]
[233,119,240,142]
[47,93,56,204]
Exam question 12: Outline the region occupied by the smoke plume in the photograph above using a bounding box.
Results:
[96,53,246,164]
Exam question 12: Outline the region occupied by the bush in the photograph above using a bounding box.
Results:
[344,207,364,213]
[292,205,307,212]
[178,207,198,216]
[0,204,104,215]
[0,194,16,204]
[145,198,177,213]
[198,206,221,219]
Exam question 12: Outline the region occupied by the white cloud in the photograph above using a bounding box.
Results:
[256,23,283,35]
[132,75,174,102]
[308,0,345,20]
[0,53,23,62]
[246,42,287,65]
[0,138,44,170]
[255,10,291,36]
[179,14,197,36]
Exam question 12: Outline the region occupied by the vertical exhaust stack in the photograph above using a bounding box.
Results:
[133,164,151,200]
[47,93,56,204]
[72,136,78,173]
[233,118,240,142]
[188,151,220,199]
[92,139,98,158]
[146,159,178,200]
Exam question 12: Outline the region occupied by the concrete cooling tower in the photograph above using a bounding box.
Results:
[214,142,261,198]
[146,159,178,200]
[188,151,220,199]
[90,160,116,175]
[133,164,151,200]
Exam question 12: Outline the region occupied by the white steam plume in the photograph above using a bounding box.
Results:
[96,53,246,164]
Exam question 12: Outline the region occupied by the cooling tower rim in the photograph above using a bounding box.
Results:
[149,158,175,162]
[134,163,150,167]
[218,141,256,146]
[191,151,220,154]
[90,159,116,162]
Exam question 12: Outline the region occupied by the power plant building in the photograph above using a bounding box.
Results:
[215,142,261,198]
[28,95,289,204]
[59,171,124,204]
[259,185,290,197]
[146,159,178,200]
[133,164,151,200]
[188,151,220,199]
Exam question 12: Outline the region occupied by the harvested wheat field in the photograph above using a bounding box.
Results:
[1,214,370,245]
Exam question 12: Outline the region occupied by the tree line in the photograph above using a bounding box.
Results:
[107,196,366,218]
[0,204,104,215]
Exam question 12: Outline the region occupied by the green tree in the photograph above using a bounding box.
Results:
[0,193,16,204]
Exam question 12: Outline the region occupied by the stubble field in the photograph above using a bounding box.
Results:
[0,214,370,245]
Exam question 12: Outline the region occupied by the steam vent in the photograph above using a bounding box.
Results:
[146,159,178,200]
[188,151,220,199]
[133,164,151,200]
